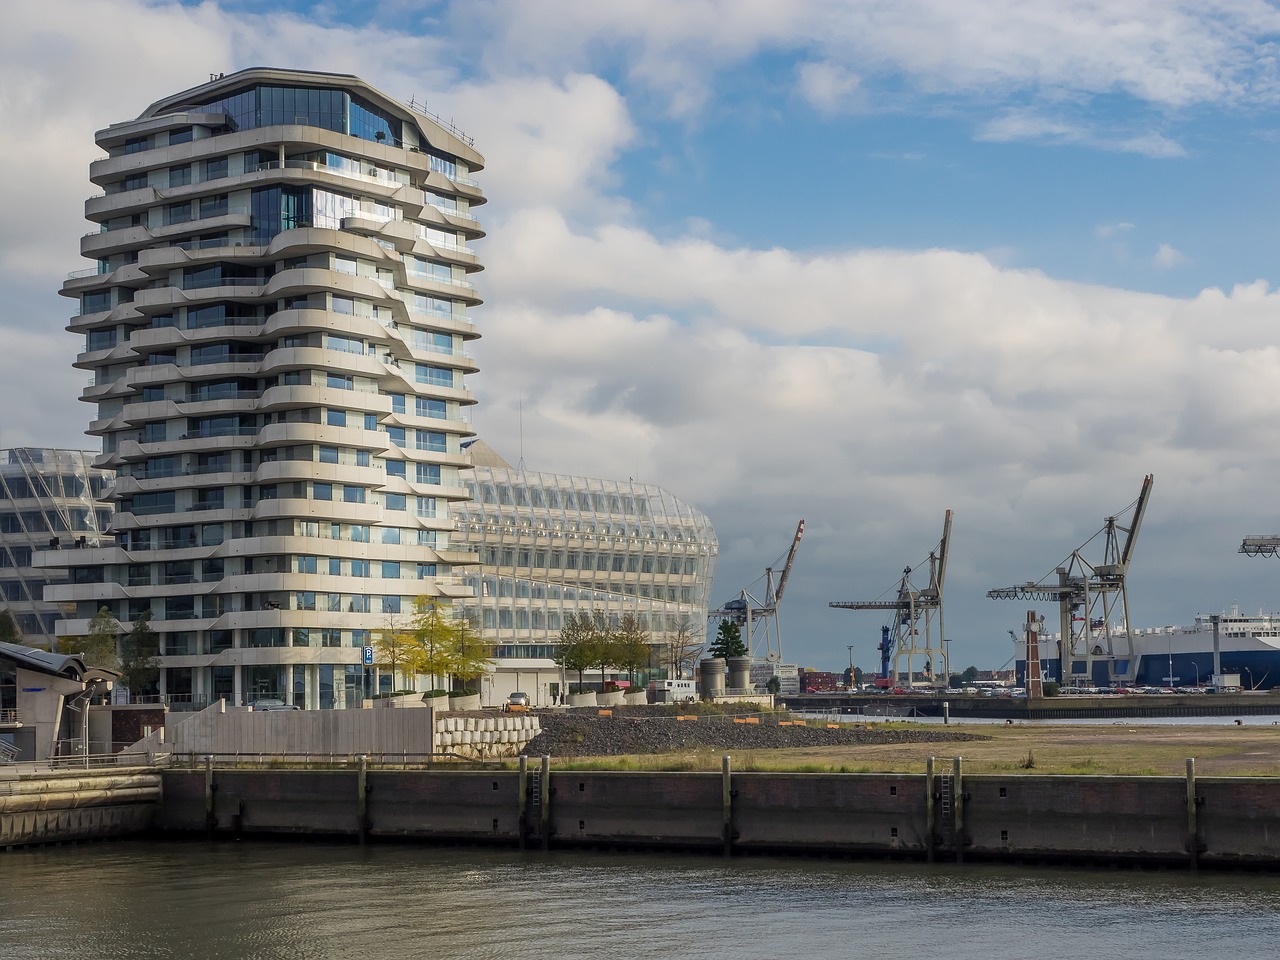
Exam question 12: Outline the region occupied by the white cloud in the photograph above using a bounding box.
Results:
[796,61,862,113]
[471,0,1280,115]
[977,110,1185,157]
[1096,221,1136,238]
[1154,242,1190,268]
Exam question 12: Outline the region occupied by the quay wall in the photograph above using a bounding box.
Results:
[781,692,1280,720]
[0,767,160,849]
[152,761,1280,868]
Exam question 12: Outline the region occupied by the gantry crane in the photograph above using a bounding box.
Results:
[830,510,953,689]
[1240,535,1280,557]
[708,519,804,663]
[987,474,1153,686]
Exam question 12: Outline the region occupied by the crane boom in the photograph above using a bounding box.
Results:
[773,519,805,606]
[1119,475,1154,568]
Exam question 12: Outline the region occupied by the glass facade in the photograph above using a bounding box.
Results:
[0,449,112,647]
[452,450,718,701]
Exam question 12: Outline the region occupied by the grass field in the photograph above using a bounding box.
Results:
[544,721,1280,776]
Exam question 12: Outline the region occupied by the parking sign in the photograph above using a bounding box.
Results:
[362,646,374,665]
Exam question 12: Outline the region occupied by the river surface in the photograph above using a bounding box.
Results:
[2,841,1279,959]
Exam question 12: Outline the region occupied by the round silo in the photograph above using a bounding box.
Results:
[726,656,753,692]
[699,658,726,699]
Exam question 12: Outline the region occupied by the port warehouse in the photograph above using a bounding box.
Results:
[6,761,1280,869]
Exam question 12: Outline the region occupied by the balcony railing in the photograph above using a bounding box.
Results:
[0,708,20,725]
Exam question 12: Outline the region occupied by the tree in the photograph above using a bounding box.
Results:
[449,610,492,693]
[0,608,19,644]
[118,610,160,702]
[766,675,781,694]
[72,606,121,671]
[707,620,747,659]
[373,614,417,693]
[409,596,466,691]
[613,612,651,686]
[962,665,980,684]
[554,612,599,691]
[589,610,618,689]
[665,616,704,678]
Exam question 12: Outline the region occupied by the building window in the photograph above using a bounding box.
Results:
[313,482,333,500]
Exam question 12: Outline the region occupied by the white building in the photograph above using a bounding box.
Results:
[40,68,484,710]
[454,442,718,705]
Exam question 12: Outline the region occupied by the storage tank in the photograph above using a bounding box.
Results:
[726,656,753,692]
[699,658,726,699]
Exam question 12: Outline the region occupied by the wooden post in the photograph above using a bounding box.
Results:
[722,755,733,857]
[925,756,936,863]
[952,755,964,863]
[517,755,528,850]
[540,755,551,851]
[204,754,215,838]
[357,755,368,844]
[1186,757,1199,870]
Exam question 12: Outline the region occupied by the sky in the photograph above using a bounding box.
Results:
[5,0,1280,673]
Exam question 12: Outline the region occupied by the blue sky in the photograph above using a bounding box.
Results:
[5,0,1280,673]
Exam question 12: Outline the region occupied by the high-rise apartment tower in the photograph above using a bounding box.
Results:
[43,68,484,709]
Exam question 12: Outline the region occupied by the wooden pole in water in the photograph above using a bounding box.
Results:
[925,756,936,863]
[517,755,528,850]
[722,755,733,857]
[1186,757,1199,870]
[540,755,551,851]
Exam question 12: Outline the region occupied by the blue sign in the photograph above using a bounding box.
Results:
[362,646,374,666]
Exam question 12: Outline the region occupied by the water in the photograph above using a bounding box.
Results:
[2,841,1278,959]
[798,710,1280,726]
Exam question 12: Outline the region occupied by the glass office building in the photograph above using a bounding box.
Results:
[453,442,718,705]
[40,68,484,708]
[0,449,112,647]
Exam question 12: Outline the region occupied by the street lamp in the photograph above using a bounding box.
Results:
[1244,667,1254,691]
[1192,662,1200,688]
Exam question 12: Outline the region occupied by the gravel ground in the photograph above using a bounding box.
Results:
[520,709,987,758]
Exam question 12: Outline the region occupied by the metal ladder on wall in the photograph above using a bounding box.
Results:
[936,773,955,844]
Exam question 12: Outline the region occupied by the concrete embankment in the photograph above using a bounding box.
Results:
[0,767,161,849]
[153,759,1280,869]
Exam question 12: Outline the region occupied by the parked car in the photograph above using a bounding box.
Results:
[248,698,300,711]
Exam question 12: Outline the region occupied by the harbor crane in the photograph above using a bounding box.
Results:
[829,510,953,689]
[987,474,1154,686]
[1240,535,1280,557]
[708,519,805,663]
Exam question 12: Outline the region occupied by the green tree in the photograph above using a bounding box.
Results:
[961,665,980,684]
[449,610,492,693]
[73,606,121,671]
[0,608,19,644]
[118,610,160,702]
[555,612,599,691]
[707,620,747,659]
[765,675,782,694]
[614,612,651,686]
[409,596,465,691]
[373,614,417,693]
